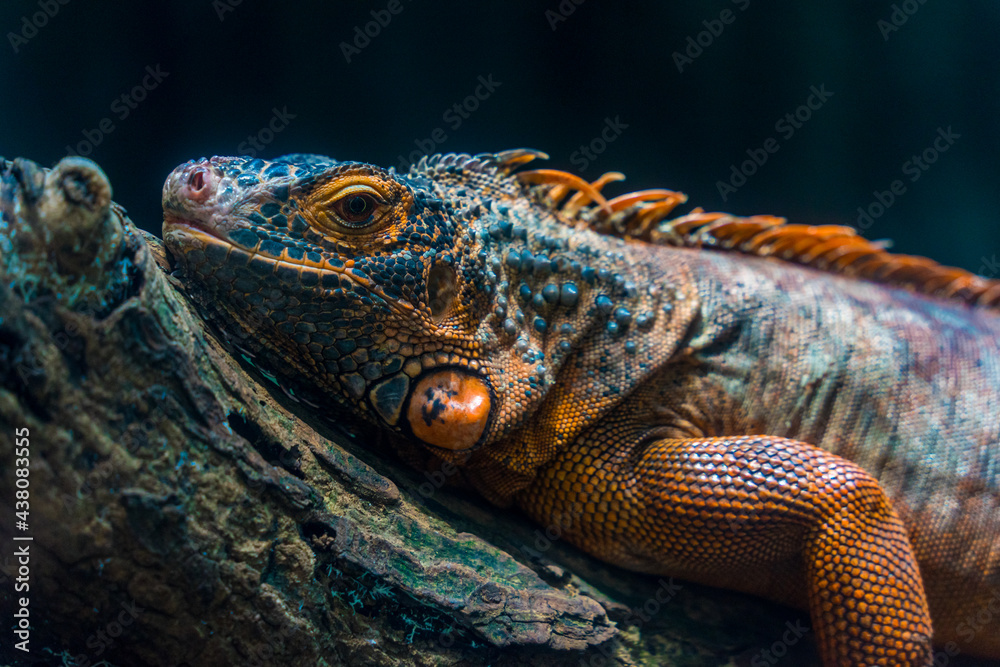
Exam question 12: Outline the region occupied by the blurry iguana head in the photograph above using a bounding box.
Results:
[161,150,686,455]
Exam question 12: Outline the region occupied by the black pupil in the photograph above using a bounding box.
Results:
[347,196,370,216]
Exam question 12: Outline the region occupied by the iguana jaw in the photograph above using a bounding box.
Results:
[163,224,495,452]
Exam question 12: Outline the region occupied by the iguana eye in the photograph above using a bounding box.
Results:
[329,185,387,229]
[301,170,410,237]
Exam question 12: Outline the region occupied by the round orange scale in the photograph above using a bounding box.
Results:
[407,369,491,451]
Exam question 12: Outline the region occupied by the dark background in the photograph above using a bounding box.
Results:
[2,1,998,275]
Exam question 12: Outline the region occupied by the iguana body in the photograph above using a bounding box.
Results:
[162,150,1000,666]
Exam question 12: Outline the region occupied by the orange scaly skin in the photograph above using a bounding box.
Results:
[162,150,1000,666]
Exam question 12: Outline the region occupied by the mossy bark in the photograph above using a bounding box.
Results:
[0,154,901,667]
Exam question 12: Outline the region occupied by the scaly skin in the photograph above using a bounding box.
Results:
[162,151,1000,666]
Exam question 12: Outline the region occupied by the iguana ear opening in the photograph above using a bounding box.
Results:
[427,261,458,323]
[406,369,491,451]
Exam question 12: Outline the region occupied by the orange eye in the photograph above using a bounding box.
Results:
[333,191,380,226]
[302,173,408,237]
[328,185,388,229]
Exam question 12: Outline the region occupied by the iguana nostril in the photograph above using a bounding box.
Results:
[183,167,215,204]
[188,168,206,191]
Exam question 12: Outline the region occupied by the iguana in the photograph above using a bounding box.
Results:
[161,149,1000,666]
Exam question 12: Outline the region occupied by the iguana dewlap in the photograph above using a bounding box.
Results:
[161,150,1000,666]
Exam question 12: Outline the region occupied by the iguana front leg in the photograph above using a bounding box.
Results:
[517,429,933,667]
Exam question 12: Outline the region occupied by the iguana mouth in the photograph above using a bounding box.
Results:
[162,213,224,245]
[163,211,373,291]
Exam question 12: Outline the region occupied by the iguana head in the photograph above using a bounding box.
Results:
[162,150,677,456]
